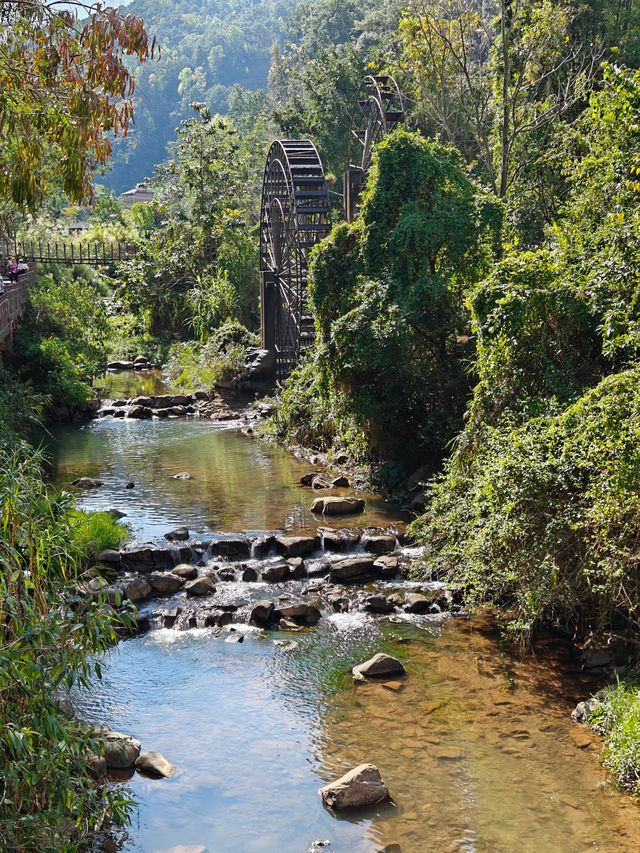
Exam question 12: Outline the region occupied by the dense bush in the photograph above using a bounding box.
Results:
[0,448,133,851]
[413,367,640,637]
[164,320,259,390]
[9,267,109,414]
[590,679,640,793]
[276,130,502,474]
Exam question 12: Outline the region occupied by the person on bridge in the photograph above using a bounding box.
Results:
[17,258,29,275]
[8,258,17,282]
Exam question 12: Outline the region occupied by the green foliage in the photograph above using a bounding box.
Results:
[413,365,640,638]
[117,106,260,337]
[69,511,130,562]
[590,679,640,793]
[0,447,134,850]
[280,130,502,469]
[164,320,258,390]
[9,268,109,414]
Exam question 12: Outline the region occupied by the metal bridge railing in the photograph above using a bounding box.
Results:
[0,238,137,266]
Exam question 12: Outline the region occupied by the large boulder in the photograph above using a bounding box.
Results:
[97,548,122,568]
[373,555,399,578]
[209,537,251,559]
[127,405,152,420]
[352,653,406,680]
[275,535,317,558]
[311,496,365,516]
[261,562,290,583]
[103,731,141,770]
[287,557,307,579]
[319,763,390,810]
[135,750,175,778]
[172,564,198,580]
[363,594,394,614]
[274,602,321,626]
[320,528,361,552]
[404,592,431,614]
[149,572,185,595]
[124,577,152,603]
[107,360,133,370]
[361,532,396,555]
[252,535,278,558]
[122,546,174,573]
[329,555,378,584]
[249,600,275,628]
[185,576,216,596]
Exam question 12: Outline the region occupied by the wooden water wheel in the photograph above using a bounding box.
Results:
[259,140,330,378]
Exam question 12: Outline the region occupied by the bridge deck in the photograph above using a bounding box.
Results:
[0,269,36,350]
[1,238,137,266]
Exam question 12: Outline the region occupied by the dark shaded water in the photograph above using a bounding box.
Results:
[50,373,640,852]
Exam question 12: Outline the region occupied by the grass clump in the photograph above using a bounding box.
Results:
[69,509,130,560]
[590,679,640,793]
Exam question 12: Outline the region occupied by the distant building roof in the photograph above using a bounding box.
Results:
[120,184,154,206]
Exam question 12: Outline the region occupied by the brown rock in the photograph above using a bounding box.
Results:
[319,763,390,810]
[185,576,216,596]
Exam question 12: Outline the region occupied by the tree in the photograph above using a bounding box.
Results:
[0,1,154,208]
[399,0,603,199]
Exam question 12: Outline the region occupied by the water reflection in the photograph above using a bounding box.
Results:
[46,418,404,540]
[94,369,173,399]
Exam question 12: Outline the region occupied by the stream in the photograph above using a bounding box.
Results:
[46,371,640,853]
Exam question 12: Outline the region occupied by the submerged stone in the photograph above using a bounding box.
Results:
[352,653,406,680]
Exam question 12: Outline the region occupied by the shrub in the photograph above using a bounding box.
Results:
[69,510,130,561]
[413,367,640,638]
[590,679,640,794]
[0,447,134,850]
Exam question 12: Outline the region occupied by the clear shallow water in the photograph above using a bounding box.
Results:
[76,614,640,853]
[46,417,403,540]
[94,369,173,399]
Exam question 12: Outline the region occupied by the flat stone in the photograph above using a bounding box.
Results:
[135,750,175,778]
[165,527,190,541]
[319,763,390,810]
[107,360,133,370]
[570,728,596,749]
[261,562,290,582]
[172,472,192,480]
[275,535,317,557]
[122,547,174,573]
[149,572,185,594]
[330,555,377,584]
[331,476,350,488]
[185,576,216,596]
[209,537,251,559]
[311,496,365,516]
[279,617,304,631]
[172,564,198,580]
[353,653,406,680]
[362,533,396,555]
[274,602,321,626]
[249,600,274,628]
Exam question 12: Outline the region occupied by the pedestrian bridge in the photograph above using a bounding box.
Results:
[0,238,137,266]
